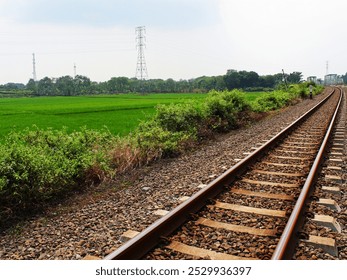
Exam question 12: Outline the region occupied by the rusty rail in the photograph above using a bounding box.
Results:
[271,87,343,259]
[105,88,337,260]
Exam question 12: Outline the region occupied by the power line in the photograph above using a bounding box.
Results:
[135,26,148,80]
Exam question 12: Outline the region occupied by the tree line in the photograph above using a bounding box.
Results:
[1,70,307,96]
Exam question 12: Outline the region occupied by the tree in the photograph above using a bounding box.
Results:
[224,70,260,89]
[56,76,75,96]
[107,77,130,93]
[26,79,37,93]
[341,72,347,84]
[74,75,91,95]
[238,71,259,88]
[37,77,55,95]
[259,75,276,88]
[214,76,226,91]
[287,72,303,84]
[224,69,241,90]
[165,78,176,92]
[273,73,285,85]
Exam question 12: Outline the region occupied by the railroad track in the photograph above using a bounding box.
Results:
[293,87,346,259]
[105,87,343,260]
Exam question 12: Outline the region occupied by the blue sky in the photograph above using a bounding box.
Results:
[0,0,346,84]
[3,0,219,28]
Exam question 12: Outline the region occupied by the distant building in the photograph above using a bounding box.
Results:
[324,74,343,85]
[324,74,337,85]
[307,76,317,83]
[337,76,344,84]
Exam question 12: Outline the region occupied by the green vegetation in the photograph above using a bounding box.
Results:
[0,83,324,223]
[0,93,207,138]
[0,128,113,216]
[0,91,281,139]
[251,83,323,112]
[1,70,310,97]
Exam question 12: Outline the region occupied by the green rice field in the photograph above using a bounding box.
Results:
[0,92,264,138]
[0,93,206,138]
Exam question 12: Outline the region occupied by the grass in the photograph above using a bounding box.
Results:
[0,93,207,138]
[0,92,269,139]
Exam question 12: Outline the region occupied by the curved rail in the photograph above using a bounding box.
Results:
[272,87,343,259]
[105,88,338,260]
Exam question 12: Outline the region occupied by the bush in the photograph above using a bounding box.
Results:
[135,120,195,159]
[252,90,294,112]
[288,82,323,99]
[288,83,307,98]
[0,127,113,220]
[154,101,204,133]
[204,90,250,130]
[133,90,251,159]
[313,84,324,95]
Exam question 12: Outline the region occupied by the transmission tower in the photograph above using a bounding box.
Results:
[74,63,77,78]
[135,26,148,80]
[32,53,37,81]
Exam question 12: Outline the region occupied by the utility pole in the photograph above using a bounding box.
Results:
[282,69,288,90]
[135,26,148,82]
[32,53,37,81]
[326,61,329,75]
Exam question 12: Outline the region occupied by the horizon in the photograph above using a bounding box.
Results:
[0,68,314,86]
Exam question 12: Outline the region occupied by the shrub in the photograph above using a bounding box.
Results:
[204,90,250,130]
[0,127,113,220]
[154,101,204,133]
[288,83,307,98]
[135,120,195,160]
[288,82,323,99]
[313,85,324,95]
[252,91,290,112]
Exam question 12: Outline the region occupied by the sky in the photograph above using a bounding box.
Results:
[0,0,346,84]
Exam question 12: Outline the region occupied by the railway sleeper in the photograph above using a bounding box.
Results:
[321,186,341,195]
[165,241,256,260]
[311,214,342,233]
[302,235,338,257]
[317,198,341,212]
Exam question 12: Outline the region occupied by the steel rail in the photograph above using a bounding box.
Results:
[271,87,343,260]
[105,88,336,260]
